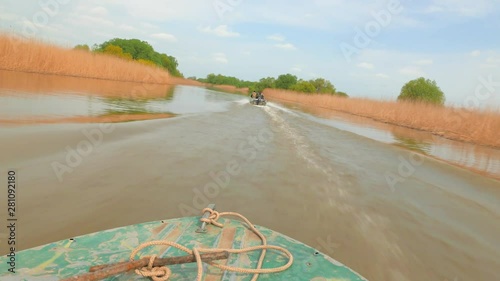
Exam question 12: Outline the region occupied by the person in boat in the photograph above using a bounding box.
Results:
[251,91,257,99]
[257,92,265,104]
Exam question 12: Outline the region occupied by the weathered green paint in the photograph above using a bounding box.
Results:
[0,216,367,280]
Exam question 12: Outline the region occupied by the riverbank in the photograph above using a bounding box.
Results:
[0,33,236,95]
[0,34,175,84]
[264,89,500,148]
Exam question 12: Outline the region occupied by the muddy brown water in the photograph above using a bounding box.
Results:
[0,71,499,281]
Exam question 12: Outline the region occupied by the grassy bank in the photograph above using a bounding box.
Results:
[0,34,171,83]
[264,89,500,148]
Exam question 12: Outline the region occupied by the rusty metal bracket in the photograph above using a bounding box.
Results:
[196,203,216,233]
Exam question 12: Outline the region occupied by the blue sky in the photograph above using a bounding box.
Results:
[1,0,500,107]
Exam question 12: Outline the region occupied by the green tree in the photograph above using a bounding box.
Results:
[398,77,445,105]
[94,38,183,77]
[291,80,316,93]
[137,59,157,67]
[275,73,298,89]
[102,44,132,60]
[200,73,255,88]
[310,78,336,94]
[251,77,275,92]
[74,44,90,51]
[160,54,182,77]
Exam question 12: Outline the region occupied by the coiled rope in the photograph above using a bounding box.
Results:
[131,208,293,281]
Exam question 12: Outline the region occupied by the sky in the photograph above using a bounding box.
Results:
[1,0,500,107]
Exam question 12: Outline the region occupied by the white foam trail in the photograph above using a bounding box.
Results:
[265,102,299,116]
[263,106,337,182]
[266,106,403,267]
[234,99,250,105]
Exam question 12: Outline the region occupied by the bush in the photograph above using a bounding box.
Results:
[334,91,349,97]
[398,77,445,105]
[290,80,316,93]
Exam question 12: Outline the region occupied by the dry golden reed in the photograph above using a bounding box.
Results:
[264,89,500,148]
[0,34,171,83]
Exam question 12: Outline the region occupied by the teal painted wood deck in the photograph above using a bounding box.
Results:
[0,215,367,280]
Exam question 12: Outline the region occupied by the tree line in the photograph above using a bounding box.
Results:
[195,73,255,89]
[195,73,446,105]
[74,38,183,77]
[194,73,349,97]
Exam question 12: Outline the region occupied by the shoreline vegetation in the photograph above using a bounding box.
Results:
[0,34,241,92]
[264,89,500,148]
[0,34,172,84]
[1,34,499,148]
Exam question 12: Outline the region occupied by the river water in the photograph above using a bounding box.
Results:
[0,70,499,281]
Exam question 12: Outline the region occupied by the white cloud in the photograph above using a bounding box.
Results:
[267,34,285,41]
[213,52,228,64]
[399,66,426,77]
[357,62,374,69]
[0,12,19,21]
[226,0,400,30]
[376,73,390,79]
[291,66,302,72]
[120,1,212,22]
[471,50,481,57]
[119,24,138,32]
[423,0,497,17]
[71,14,115,28]
[151,33,177,42]
[425,5,445,13]
[414,59,433,65]
[141,22,160,30]
[275,43,296,50]
[90,7,108,16]
[481,56,500,68]
[199,25,240,37]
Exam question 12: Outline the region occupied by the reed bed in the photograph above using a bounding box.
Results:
[264,89,500,148]
[0,34,170,83]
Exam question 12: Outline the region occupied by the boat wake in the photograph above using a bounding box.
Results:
[265,102,299,116]
[234,98,250,105]
[263,105,406,273]
[263,106,336,181]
